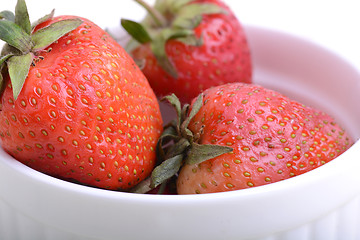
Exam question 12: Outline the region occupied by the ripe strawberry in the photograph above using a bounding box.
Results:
[0,0,163,190]
[149,83,353,194]
[121,0,252,104]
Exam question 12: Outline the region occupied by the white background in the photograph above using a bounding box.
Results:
[2,0,360,70]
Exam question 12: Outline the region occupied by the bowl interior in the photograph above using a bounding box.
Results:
[0,25,360,240]
[248,26,360,139]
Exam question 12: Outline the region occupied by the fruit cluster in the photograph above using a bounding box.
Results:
[0,0,353,194]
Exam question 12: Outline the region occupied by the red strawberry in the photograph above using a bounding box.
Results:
[0,0,163,190]
[121,0,252,104]
[148,83,353,194]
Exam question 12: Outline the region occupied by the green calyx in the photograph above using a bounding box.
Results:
[131,93,233,194]
[121,0,227,78]
[0,0,82,100]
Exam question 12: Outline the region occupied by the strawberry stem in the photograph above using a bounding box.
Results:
[130,93,233,193]
[133,0,167,28]
[123,0,227,79]
[148,93,233,190]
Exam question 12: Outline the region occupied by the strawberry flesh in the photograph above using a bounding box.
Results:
[177,83,353,194]
[0,16,163,190]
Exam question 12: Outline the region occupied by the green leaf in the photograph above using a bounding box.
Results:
[31,9,55,30]
[170,0,194,12]
[155,180,169,194]
[0,10,15,21]
[0,43,20,57]
[181,103,190,123]
[173,3,226,29]
[166,137,190,159]
[153,0,169,14]
[177,34,203,46]
[15,0,31,34]
[181,93,203,130]
[151,33,178,78]
[152,136,189,188]
[31,18,83,51]
[162,94,182,129]
[0,54,13,66]
[150,154,183,188]
[0,64,6,91]
[173,14,202,30]
[150,27,195,78]
[155,124,179,163]
[135,0,167,27]
[0,19,33,53]
[0,54,14,90]
[160,123,178,140]
[163,28,194,40]
[7,53,32,100]
[121,19,152,44]
[130,177,152,194]
[186,142,233,165]
[183,128,194,142]
[180,3,227,19]
[0,74,3,92]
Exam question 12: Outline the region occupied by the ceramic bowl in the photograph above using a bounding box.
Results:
[0,24,360,240]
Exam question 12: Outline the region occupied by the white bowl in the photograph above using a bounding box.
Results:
[1,24,360,240]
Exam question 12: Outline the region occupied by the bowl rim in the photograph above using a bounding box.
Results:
[1,140,359,203]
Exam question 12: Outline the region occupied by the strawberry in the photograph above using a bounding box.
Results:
[148,83,353,194]
[121,0,252,104]
[0,0,163,190]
